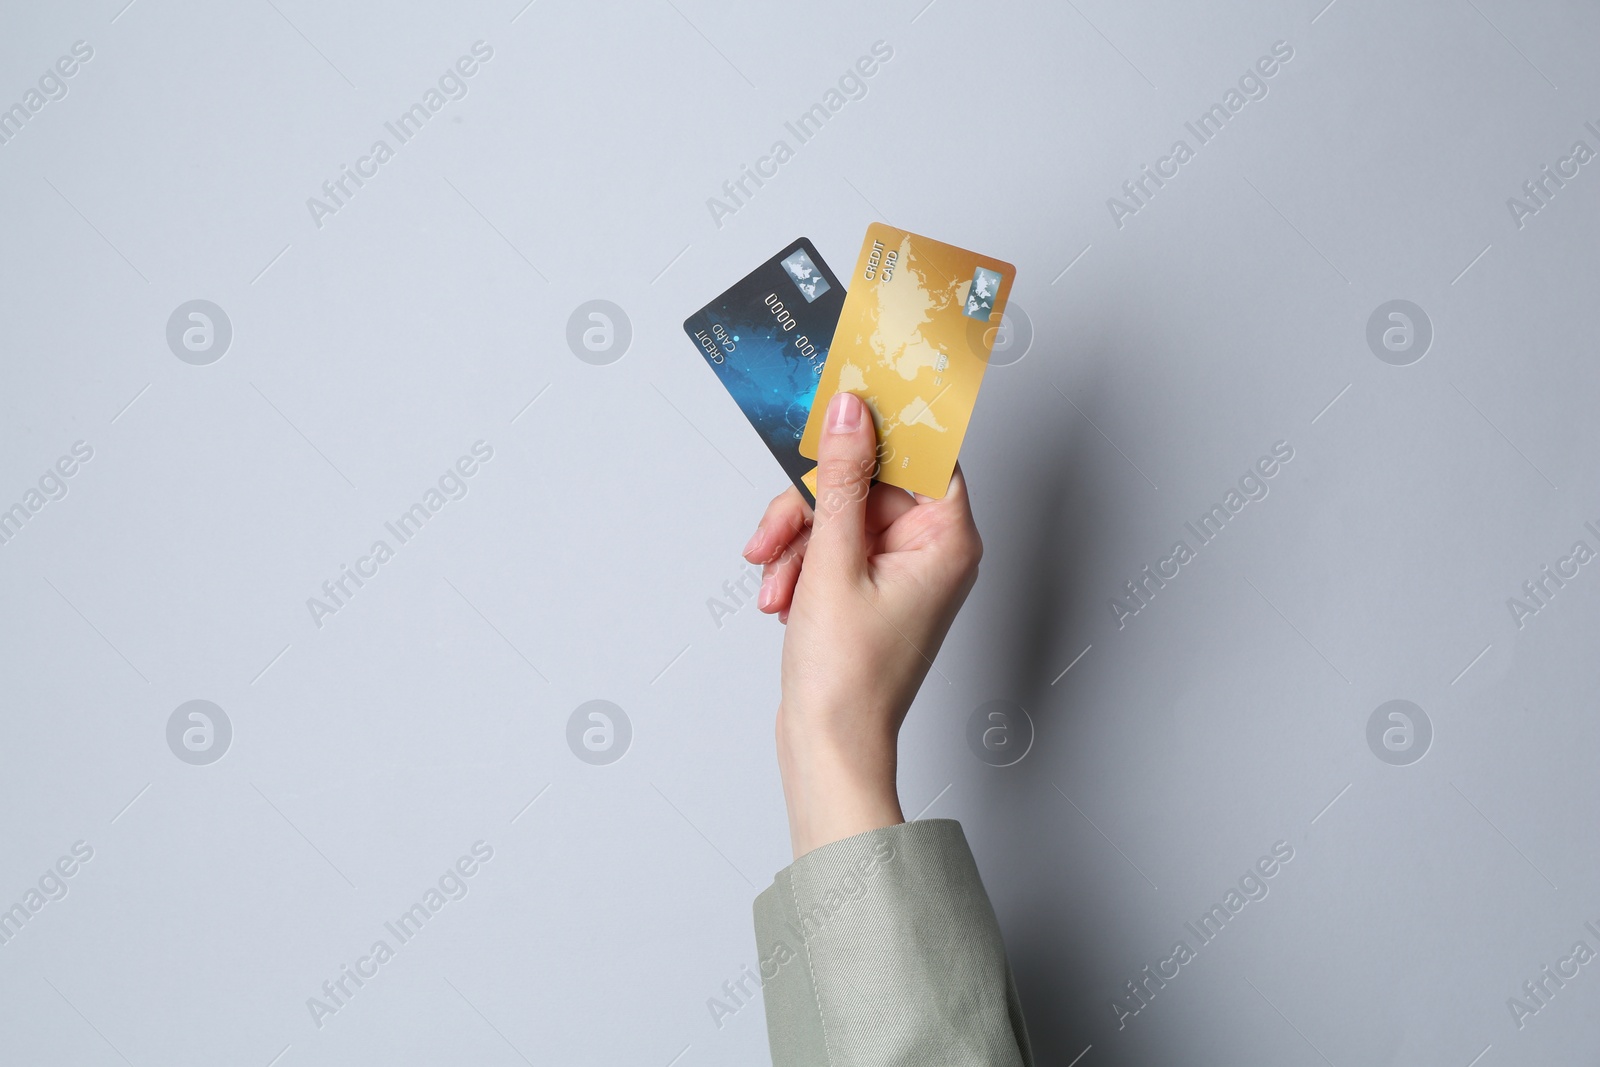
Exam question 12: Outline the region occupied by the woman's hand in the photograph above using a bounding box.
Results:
[742,391,983,858]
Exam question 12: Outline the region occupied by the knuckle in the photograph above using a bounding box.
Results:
[950,526,984,573]
[816,457,873,508]
[766,494,799,527]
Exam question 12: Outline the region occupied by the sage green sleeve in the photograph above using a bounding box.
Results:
[751,818,1033,1067]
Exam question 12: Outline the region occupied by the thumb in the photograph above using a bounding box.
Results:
[808,391,877,581]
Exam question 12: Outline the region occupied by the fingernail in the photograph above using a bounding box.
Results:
[758,574,775,609]
[827,391,863,434]
[743,524,764,556]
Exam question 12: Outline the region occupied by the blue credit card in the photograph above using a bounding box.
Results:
[683,238,845,504]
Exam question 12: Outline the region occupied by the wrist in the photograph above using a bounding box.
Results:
[775,705,903,858]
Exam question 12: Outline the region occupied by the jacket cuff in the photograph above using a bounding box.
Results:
[751,819,1032,1066]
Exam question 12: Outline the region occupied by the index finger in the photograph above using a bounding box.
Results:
[744,485,813,564]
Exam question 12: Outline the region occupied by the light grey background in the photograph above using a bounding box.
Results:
[2,0,1597,1064]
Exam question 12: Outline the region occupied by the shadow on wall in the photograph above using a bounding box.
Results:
[964,328,1178,1065]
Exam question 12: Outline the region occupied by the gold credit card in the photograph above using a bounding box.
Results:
[799,222,1015,498]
